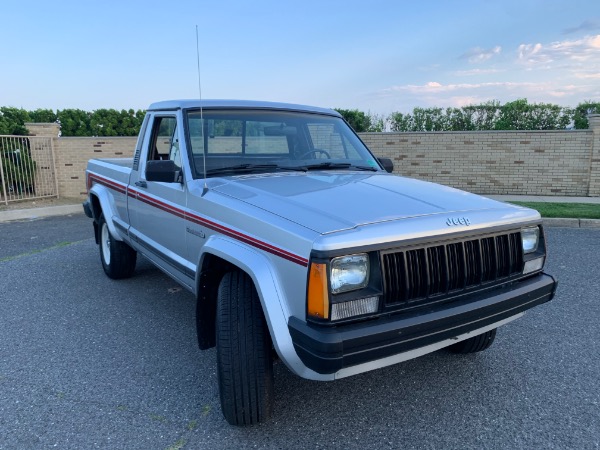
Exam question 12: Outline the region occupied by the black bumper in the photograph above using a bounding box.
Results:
[288,273,557,375]
[82,199,93,219]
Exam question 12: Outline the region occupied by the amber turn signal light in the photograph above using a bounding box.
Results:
[307,262,329,320]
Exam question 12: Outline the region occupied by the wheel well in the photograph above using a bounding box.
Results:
[90,194,102,220]
[90,194,102,244]
[196,253,237,350]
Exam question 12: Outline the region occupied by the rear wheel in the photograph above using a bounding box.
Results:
[216,270,274,426]
[98,214,137,279]
[448,328,497,354]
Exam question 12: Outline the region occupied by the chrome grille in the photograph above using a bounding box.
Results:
[382,231,523,307]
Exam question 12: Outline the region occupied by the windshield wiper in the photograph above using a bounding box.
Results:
[303,162,351,170]
[206,163,305,176]
[301,162,378,172]
[348,164,378,172]
[206,162,378,176]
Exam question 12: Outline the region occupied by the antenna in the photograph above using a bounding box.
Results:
[196,25,202,100]
[196,25,209,196]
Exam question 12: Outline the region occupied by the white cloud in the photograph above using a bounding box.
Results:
[518,34,600,66]
[575,72,600,79]
[371,79,595,112]
[367,36,600,114]
[454,68,503,76]
[384,81,538,94]
[460,46,501,63]
[449,96,483,107]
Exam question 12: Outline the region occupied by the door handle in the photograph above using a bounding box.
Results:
[135,180,147,188]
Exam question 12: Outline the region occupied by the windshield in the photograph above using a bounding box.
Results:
[185,109,382,178]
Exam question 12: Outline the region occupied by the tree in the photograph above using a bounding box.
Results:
[29,109,58,123]
[463,101,501,130]
[0,107,30,135]
[57,109,92,136]
[389,111,412,132]
[335,109,372,132]
[389,99,575,132]
[494,99,571,130]
[116,109,146,136]
[573,101,600,129]
[412,107,447,131]
[0,106,148,137]
[90,109,120,136]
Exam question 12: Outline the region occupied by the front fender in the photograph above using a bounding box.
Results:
[199,235,328,380]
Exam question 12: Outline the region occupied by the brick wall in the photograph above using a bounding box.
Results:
[588,115,600,196]
[54,137,136,197]
[360,129,594,196]
[26,118,600,199]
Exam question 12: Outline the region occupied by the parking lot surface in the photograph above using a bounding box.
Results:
[1,215,599,449]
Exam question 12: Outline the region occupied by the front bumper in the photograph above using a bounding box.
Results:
[289,272,557,375]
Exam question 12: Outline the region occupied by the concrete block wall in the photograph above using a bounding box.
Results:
[26,120,600,199]
[588,115,600,197]
[54,137,136,197]
[359,129,595,196]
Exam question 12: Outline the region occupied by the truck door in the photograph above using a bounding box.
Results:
[128,113,193,288]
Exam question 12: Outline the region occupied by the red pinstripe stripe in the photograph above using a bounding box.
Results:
[89,173,309,266]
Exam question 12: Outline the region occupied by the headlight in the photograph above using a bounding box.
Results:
[330,254,369,294]
[521,227,539,254]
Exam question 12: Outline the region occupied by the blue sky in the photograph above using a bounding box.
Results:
[1,0,599,114]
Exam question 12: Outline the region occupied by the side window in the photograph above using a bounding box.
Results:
[148,116,179,165]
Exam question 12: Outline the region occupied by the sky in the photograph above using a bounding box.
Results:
[1,0,599,115]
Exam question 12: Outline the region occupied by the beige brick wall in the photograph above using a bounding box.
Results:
[588,115,600,197]
[27,122,600,199]
[54,137,136,198]
[359,129,595,196]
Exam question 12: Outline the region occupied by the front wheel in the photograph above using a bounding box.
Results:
[216,271,274,426]
[448,328,497,354]
[98,214,137,279]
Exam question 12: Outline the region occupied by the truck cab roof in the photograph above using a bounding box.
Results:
[147,99,342,117]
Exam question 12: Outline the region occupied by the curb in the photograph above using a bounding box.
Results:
[542,218,600,228]
[0,204,83,223]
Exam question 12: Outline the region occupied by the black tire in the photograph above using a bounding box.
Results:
[448,328,497,354]
[216,271,274,426]
[98,214,137,279]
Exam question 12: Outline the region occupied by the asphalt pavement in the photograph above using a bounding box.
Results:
[0,215,599,449]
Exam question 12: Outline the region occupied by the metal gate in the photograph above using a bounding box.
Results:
[0,135,59,205]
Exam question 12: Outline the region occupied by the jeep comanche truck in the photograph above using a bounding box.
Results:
[83,100,557,426]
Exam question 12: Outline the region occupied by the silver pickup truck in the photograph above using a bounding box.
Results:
[84,100,557,426]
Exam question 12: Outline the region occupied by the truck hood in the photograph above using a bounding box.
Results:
[211,172,525,234]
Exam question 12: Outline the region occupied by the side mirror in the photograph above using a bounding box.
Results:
[378,157,394,173]
[146,160,181,183]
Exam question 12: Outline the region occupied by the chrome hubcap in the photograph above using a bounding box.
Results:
[101,223,111,265]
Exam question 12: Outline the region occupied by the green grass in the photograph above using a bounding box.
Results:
[510,202,600,219]
[0,241,74,262]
